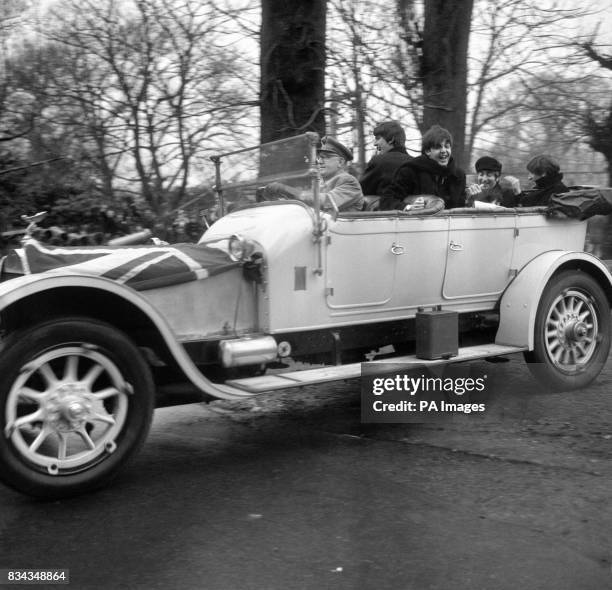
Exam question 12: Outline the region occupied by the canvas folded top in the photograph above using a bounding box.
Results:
[547,187,612,221]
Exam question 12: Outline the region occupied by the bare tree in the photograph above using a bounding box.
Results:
[329,0,474,167]
[0,0,36,143]
[328,0,597,172]
[466,0,590,166]
[579,42,612,184]
[326,0,407,170]
[464,3,611,183]
[37,0,256,215]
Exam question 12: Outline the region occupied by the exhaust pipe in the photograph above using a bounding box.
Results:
[219,336,278,368]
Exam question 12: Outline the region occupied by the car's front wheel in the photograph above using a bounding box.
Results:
[0,318,154,498]
[525,270,611,390]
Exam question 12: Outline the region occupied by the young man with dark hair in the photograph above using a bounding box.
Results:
[518,154,568,207]
[359,121,412,196]
[466,156,519,207]
[379,125,466,210]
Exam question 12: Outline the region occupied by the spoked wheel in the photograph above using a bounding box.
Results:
[0,318,154,498]
[525,271,611,390]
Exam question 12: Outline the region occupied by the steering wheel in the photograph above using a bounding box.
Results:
[255,182,298,203]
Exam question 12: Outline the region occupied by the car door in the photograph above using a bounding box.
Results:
[442,212,517,302]
[392,215,450,309]
[324,215,397,310]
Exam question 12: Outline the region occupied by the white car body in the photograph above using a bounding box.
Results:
[0,133,610,498]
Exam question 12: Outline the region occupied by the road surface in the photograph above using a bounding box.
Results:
[1,353,612,589]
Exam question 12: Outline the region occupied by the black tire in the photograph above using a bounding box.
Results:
[525,270,611,390]
[0,318,154,499]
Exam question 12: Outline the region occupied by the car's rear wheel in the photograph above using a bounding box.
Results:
[525,270,611,390]
[0,318,154,498]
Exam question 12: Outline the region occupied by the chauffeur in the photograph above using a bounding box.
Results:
[260,136,364,212]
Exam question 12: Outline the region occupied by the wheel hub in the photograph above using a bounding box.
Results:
[44,384,93,432]
[565,320,588,343]
[560,317,589,348]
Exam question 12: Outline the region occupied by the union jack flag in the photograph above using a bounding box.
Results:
[6,238,239,291]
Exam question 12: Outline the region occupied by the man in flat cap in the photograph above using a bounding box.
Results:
[466,156,519,207]
[259,136,364,212]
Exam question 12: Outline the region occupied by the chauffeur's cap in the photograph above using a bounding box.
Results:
[318,136,353,161]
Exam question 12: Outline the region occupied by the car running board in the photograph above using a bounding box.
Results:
[225,343,527,394]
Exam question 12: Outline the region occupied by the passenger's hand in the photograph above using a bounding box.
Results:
[502,176,521,195]
[466,183,483,197]
[404,196,425,211]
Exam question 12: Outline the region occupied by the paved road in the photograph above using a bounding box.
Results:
[1,354,612,589]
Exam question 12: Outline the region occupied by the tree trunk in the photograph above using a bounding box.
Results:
[260,0,326,143]
[421,0,473,169]
[587,112,612,186]
[581,45,612,185]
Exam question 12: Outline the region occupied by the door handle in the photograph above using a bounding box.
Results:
[449,241,464,251]
[390,243,405,255]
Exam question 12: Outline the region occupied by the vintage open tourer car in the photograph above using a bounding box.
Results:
[1,132,611,498]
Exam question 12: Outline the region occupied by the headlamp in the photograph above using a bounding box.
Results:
[228,234,255,261]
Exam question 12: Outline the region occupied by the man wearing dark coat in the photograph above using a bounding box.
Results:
[518,154,568,207]
[379,125,466,210]
[359,121,412,196]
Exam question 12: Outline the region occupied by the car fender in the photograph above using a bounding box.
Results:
[0,274,255,401]
[496,250,612,349]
